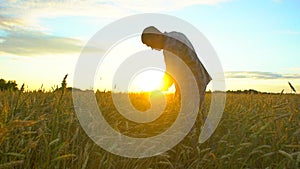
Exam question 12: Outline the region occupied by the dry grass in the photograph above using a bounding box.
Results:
[0,89,299,168]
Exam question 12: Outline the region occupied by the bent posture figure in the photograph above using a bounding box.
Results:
[141,26,211,103]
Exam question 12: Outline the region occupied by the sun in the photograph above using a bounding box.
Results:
[129,69,165,92]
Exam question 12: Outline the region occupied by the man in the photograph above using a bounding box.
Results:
[141,26,211,103]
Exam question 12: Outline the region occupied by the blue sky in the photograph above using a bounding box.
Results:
[171,0,300,72]
[0,0,299,92]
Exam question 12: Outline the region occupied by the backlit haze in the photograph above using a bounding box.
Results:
[0,0,299,93]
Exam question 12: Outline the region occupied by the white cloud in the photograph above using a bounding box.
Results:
[226,71,300,79]
[0,0,232,31]
[0,28,105,56]
[0,29,83,56]
[288,67,300,72]
[0,0,132,31]
[112,0,231,12]
[0,0,231,56]
[274,30,300,35]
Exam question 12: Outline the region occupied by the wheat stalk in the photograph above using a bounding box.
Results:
[288,81,296,93]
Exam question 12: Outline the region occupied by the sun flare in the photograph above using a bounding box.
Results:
[129,70,165,92]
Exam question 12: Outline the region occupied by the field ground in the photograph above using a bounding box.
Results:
[0,90,299,168]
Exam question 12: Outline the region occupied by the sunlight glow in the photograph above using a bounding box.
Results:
[129,70,165,92]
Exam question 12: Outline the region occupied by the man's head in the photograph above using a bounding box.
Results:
[141,26,165,50]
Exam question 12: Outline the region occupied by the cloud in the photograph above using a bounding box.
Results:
[0,29,83,56]
[0,0,231,30]
[0,0,132,31]
[112,0,231,12]
[286,67,300,72]
[225,71,300,79]
[274,30,300,35]
[0,0,231,56]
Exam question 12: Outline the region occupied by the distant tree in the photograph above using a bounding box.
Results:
[0,79,18,91]
[7,80,18,91]
[247,89,259,94]
[227,89,262,94]
[0,79,6,91]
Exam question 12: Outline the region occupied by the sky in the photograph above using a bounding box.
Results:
[0,0,299,93]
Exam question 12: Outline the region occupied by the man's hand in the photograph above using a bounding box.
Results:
[159,81,170,91]
[158,73,174,92]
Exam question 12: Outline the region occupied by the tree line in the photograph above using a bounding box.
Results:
[0,79,18,91]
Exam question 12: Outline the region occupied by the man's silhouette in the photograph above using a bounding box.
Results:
[141,26,211,103]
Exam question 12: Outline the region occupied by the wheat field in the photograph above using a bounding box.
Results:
[0,88,299,168]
